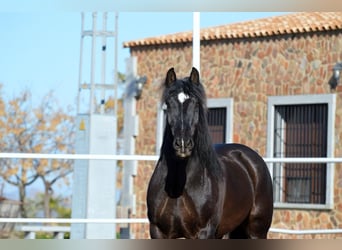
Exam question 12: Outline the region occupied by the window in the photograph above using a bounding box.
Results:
[156,98,233,154]
[207,99,233,144]
[267,94,335,209]
[207,107,227,144]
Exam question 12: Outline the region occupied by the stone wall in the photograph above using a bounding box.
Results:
[128,31,342,239]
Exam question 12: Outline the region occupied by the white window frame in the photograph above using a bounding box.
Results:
[267,94,336,210]
[156,98,233,155]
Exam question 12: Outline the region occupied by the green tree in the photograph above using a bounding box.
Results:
[26,193,71,219]
[26,193,71,239]
[0,87,75,218]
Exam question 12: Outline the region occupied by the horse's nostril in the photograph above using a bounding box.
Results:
[173,138,182,149]
[186,139,193,148]
[173,138,193,150]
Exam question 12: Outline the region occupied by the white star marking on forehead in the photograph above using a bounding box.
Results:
[178,92,189,104]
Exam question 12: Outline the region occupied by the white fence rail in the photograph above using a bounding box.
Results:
[0,153,159,161]
[1,152,342,162]
[1,153,342,238]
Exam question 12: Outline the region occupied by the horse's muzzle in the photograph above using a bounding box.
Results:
[173,138,194,158]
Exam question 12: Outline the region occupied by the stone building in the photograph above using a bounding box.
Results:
[123,12,342,239]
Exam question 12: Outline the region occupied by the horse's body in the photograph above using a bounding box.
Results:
[147,68,273,239]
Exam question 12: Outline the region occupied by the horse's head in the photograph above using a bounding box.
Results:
[162,67,206,158]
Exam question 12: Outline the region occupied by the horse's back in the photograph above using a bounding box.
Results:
[214,143,272,187]
[214,143,273,238]
[214,143,273,201]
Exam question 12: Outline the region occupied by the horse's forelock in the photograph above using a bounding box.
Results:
[161,77,207,110]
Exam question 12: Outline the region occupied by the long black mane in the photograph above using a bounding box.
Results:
[160,75,222,178]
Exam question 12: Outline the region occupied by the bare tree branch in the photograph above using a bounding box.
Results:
[0,87,75,217]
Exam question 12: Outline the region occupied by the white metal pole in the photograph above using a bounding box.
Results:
[100,12,107,113]
[90,12,97,114]
[77,13,85,114]
[192,12,200,72]
[114,13,119,117]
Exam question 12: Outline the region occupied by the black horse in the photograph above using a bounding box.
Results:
[147,67,273,239]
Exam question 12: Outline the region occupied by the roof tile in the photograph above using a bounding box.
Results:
[123,12,342,48]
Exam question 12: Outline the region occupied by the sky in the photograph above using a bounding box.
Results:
[0,12,289,199]
[0,12,288,112]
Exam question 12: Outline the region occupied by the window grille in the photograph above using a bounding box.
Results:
[273,104,327,204]
[207,108,227,144]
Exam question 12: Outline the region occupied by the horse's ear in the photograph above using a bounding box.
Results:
[189,67,200,84]
[165,67,176,87]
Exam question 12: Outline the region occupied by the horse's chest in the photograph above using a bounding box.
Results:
[155,192,216,238]
[157,194,189,220]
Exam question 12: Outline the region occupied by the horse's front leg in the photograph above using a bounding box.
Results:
[197,223,218,239]
[150,223,167,239]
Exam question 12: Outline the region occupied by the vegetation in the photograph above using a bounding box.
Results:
[0,87,75,218]
[0,76,125,238]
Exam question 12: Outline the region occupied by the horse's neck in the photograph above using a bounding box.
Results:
[194,137,223,179]
[163,155,188,198]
